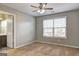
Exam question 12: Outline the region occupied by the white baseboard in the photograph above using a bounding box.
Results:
[15,41,35,48]
[35,40,79,48]
[14,40,79,48]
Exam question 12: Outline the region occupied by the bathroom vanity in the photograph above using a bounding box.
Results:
[0,34,7,48]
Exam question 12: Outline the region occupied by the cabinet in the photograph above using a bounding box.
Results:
[0,37,2,48]
[0,35,7,48]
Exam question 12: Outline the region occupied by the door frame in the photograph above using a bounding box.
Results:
[0,10,16,48]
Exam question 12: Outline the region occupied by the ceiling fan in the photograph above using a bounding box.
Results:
[31,3,53,14]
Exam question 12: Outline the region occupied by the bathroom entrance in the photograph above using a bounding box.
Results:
[0,11,15,49]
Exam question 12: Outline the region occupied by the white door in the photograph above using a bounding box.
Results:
[7,15,14,48]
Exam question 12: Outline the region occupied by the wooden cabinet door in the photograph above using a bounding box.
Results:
[0,36,2,48]
[1,35,7,47]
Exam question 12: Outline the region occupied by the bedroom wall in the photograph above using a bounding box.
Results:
[36,10,79,48]
[0,4,35,48]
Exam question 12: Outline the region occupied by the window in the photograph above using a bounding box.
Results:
[43,17,66,38]
[43,20,53,37]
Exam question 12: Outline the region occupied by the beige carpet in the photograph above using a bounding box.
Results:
[7,42,79,56]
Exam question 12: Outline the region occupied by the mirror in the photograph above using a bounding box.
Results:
[0,14,7,34]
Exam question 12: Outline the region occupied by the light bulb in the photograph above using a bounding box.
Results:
[37,10,40,13]
[43,5,45,8]
[37,9,45,14]
[40,10,45,13]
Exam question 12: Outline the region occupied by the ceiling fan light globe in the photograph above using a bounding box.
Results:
[40,10,45,13]
[43,5,45,8]
[37,10,40,12]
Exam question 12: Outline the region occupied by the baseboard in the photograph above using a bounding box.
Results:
[15,41,35,48]
[35,40,79,48]
[14,40,79,48]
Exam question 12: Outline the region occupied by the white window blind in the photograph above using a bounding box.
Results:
[43,17,66,38]
[43,20,53,37]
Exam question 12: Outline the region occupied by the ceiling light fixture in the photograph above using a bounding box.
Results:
[31,3,53,14]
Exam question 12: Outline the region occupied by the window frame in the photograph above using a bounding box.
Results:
[43,16,67,39]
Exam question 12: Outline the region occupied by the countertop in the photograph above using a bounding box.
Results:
[0,33,7,36]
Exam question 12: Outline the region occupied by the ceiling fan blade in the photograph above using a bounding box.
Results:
[32,10,37,12]
[44,8,53,10]
[31,5,38,8]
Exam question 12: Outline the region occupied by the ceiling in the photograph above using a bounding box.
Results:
[2,3,79,16]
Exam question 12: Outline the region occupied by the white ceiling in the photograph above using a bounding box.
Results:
[2,3,79,16]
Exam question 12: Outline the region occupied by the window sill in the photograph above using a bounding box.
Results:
[43,36,67,39]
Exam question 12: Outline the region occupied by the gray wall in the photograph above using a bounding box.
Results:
[16,13,35,47]
[36,10,79,47]
[0,4,35,48]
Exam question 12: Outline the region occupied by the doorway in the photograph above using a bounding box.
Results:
[0,10,15,49]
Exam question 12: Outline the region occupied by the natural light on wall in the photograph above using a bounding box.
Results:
[43,16,66,38]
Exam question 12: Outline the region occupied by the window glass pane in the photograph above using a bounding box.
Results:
[43,28,53,37]
[54,28,66,37]
[43,20,53,28]
[54,17,66,27]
